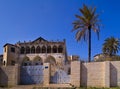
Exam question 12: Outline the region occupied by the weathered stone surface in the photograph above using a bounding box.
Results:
[0,64,20,86]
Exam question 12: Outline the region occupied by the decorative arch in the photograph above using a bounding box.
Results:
[20,46,25,54]
[52,45,57,53]
[45,56,56,65]
[33,56,43,65]
[36,46,41,53]
[22,56,31,66]
[45,56,56,76]
[47,46,51,53]
[42,46,46,53]
[58,45,63,53]
[26,46,30,54]
[22,56,30,62]
[31,46,35,53]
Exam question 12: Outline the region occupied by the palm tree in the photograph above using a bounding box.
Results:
[72,4,101,62]
[102,37,120,56]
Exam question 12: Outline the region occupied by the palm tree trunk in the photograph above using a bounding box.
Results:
[88,27,91,62]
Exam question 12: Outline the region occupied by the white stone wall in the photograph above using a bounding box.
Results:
[110,61,120,87]
[70,61,113,87]
[81,62,105,87]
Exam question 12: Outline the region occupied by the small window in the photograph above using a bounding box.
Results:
[41,63,43,65]
[11,47,15,53]
[11,60,15,65]
[24,63,27,66]
[5,47,6,52]
[68,68,71,75]
[3,61,5,65]
[35,63,38,65]
[29,63,32,66]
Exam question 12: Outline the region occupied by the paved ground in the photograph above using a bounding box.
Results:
[0,84,74,89]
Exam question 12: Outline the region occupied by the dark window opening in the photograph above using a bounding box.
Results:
[36,46,41,53]
[24,63,27,66]
[3,61,5,65]
[41,63,43,65]
[11,60,15,66]
[68,68,71,75]
[20,47,25,54]
[42,46,46,53]
[35,63,38,65]
[31,46,35,53]
[5,47,6,52]
[26,46,30,54]
[29,63,32,65]
[58,46,63,53]
[47,46,51,53]
[53,46,57,53]
[11,47,15,53]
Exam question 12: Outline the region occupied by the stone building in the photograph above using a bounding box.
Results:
[3,37,70,77]
[1,37,120,87]
[0,55,3,65]
[68,55,79,61]
[3,37,67,66]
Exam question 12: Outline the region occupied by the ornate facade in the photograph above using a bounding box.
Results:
[3,37,67,68]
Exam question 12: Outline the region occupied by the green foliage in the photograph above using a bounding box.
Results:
[95,54,120,62]
[72,4,101,62]
[72,4,100,42]
[102,37,120,56]
[79,87,120,89]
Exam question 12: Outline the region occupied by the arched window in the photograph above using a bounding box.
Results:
[33,56,43,65]
[20,47,25,54]
[31,46,35,53]
[53,45,57,53]
[58,45,63,53]
[36,46,41,53]
[26,46,30,54]
[42,46,46,53]
[47,46,51,53]
[22,56,31,66]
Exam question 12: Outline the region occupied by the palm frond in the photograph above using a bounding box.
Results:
[102,37,120,56]
[75,28,87,42]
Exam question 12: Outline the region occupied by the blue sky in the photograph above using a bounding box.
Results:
[0,0,120,61]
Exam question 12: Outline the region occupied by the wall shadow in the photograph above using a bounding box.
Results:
[81,63,87,87]
[0,67,8,87]
[110,63,117,87]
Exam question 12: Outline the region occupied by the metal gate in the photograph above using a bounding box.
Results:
[50,69,70,84]
[20,65,44,85]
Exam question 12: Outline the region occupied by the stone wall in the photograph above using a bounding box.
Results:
[81,62,105,87]
[110,61,120,87]
[43,63,50,85]
[71,61,81,87]
[71,61,120,88]
[0,61,120,88]
[0,64,20,86]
